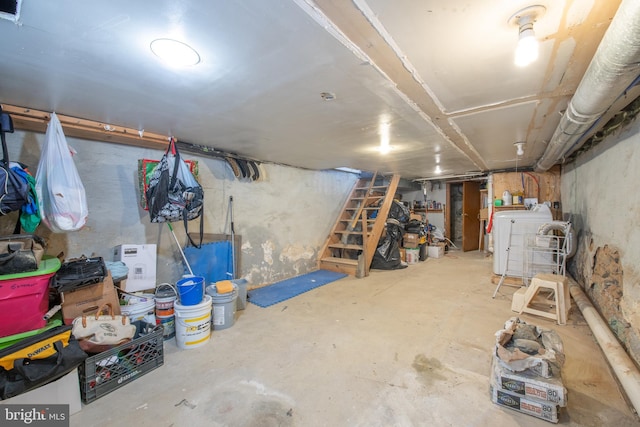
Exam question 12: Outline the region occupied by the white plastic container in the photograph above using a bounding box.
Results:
[502,190,513,206]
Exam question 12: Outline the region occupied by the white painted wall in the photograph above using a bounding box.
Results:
[1,130,356,288]
[562,117,640,358]
[426,185,446,232]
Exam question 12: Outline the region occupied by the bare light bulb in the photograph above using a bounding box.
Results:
[514,24,539,67]
[515,142,525,156]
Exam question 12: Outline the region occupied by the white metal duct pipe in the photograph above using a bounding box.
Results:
[537,221,577,258]
[535,0,640,172]
[569,279,640,415]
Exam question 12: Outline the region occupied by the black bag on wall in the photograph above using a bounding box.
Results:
[0,107,30,216]
[145,138,204,248]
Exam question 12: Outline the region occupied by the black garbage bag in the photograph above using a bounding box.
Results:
[387,200,410,224]
[386,220,404,241]
[371,221,407,270]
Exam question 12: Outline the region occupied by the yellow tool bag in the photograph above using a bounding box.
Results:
[0,325,87,399]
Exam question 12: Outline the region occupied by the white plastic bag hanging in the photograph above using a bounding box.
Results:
[35,112,88,232]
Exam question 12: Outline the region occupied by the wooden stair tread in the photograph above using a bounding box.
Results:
[328,243,363,250]
[332,230,371,235]
[320,257,358,266]
[345,207,379,211]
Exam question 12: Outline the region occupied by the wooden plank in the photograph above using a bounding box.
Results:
[491,274,523,286]
[363,174,400,270]
[491,169,561,219]
[328,243,363,250]
[319,257,358,276]
[3,104,170,150]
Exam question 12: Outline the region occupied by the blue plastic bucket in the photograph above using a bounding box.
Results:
[176,276,204,306]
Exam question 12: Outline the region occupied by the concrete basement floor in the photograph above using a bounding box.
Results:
[71,249,639,426]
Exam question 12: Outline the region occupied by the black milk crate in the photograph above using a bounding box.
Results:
[78,321,164,403]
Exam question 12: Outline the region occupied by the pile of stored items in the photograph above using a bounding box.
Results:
[0,239,248,409]
[0,251,164,406]
[490,317,568,423]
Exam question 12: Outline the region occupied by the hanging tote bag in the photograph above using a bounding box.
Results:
[35,113,88,232]
[145,138,204,247]
[137,157,199,210]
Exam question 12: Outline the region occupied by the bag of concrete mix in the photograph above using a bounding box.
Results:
[494,317,565,378]
[491,354,567,407]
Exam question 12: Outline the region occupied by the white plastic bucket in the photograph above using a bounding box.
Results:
[205,284,237,331]
[120,296,156,324]
[174,294,212,349]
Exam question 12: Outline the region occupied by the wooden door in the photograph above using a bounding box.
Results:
[462,181,480,251]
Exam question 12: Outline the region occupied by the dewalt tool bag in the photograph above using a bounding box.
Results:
[0,325,88,399]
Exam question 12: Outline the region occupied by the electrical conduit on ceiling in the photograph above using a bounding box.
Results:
[534,0,640,172]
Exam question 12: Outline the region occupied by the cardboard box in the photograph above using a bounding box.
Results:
[3,368,82,415]
[490,383,559,423]
[492,355,567,407]
[399,247,406,262]
[427,244,444,258]
[61,273,121,325]
[403,233,419,249]
[113,244,157,292]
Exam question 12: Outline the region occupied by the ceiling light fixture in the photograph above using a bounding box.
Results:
[434,165,442,175]
[509,5,546,67]
[150,38,201,67]
[378,121,391,155]
[515,141,526,156]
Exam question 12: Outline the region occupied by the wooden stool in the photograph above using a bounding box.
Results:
[519,273,570,325]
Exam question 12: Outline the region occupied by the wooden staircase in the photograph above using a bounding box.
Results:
[318,172,400,277]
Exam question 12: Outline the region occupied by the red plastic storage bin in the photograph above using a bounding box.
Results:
[0,257,61,338]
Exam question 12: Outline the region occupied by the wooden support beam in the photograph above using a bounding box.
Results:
[2,104,170,150]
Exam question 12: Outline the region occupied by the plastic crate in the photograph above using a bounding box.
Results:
[78,321,164,403]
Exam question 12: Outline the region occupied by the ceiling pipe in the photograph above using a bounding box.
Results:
[534,0,640,172]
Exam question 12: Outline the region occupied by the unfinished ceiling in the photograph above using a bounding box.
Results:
[0,0,636,180]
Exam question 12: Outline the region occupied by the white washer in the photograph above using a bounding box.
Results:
[492,204,553,277]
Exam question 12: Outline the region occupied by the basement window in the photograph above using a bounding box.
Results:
[0,0,21,22]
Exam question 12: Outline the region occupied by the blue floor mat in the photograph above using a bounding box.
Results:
[248,270,347,308]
